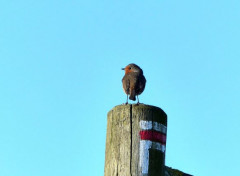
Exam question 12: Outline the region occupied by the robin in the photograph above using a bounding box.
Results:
[122,63,146,104]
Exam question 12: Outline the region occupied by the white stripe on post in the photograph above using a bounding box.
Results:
[140,140,151,174]
[139,140,166,175]
[140,120,167,134]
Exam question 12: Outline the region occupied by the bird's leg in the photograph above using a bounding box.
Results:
[137,95,140,105]
[125,94,128,105]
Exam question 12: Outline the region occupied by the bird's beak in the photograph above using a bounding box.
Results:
[121,68,125,70]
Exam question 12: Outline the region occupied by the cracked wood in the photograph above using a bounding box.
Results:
[104,104,167,176]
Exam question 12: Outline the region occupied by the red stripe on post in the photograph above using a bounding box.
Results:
[139,130,166,144]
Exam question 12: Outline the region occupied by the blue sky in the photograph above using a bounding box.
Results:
[0,0,239,176]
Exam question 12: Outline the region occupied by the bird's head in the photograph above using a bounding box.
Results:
[122,63,143,74]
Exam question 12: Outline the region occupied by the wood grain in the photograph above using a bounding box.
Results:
[104,104,167,176]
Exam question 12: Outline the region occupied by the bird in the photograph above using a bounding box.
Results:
[122,63,146,104]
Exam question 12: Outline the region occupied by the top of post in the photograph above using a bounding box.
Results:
[108,104,167,119]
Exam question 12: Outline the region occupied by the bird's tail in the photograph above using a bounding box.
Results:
[129,90,136,101]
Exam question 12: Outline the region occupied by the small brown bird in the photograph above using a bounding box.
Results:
[122,63,146,104]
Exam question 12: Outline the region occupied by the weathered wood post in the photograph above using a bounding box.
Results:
[104,104,167,176]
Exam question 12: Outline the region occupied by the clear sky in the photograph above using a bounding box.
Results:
[0,1,239,176]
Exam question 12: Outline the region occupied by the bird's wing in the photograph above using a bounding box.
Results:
[122,75,130,94]
[137,75,146,94]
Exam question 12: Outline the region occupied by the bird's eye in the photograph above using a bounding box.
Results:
[129,67,131,69]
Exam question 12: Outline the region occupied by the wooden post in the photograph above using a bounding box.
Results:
[104,104,167,176]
